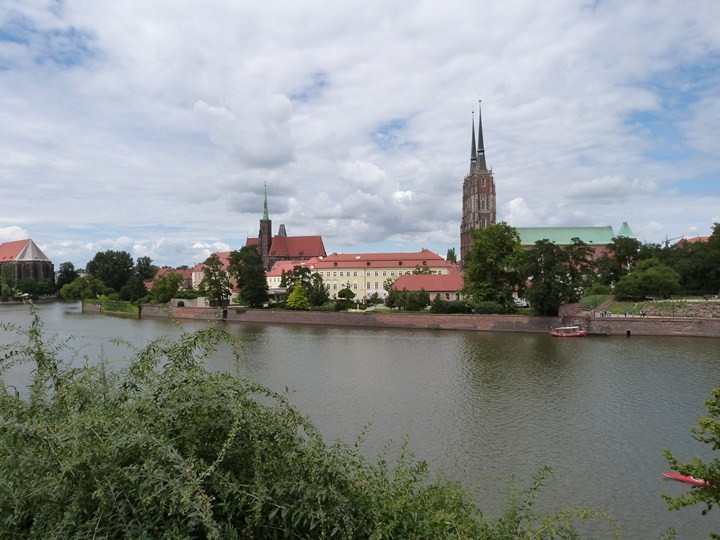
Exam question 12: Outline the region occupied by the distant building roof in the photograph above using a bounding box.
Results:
[0,239,51,263]
[516,226,617,246]
[392,273,464,293]
[311,248,453,270]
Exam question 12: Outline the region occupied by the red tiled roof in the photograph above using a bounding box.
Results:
[0,240,29,262]
[268,236,326,258]
[392,273,464,293]
[0,239,50,263]
[310,249,452,270]
[246,235,326,259]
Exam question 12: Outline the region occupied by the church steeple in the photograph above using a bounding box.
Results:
[476,100,487,170]
[470,112,477,170]
[262,182,269,220]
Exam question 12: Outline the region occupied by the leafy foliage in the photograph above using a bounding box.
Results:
[148,272,185,304]
[198,254,231,307]
[461,223,526,309]
[286,281,310,310]
[0,306,618,538]
[55,262,79,290]
[613,259,681,299]
[525,238,596,316]
[664,385,720,531]
[86,250,135,292]
[59,274,109,300]
[228,246,269,308]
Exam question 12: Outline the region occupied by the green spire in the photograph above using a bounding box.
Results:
[263,183,269,220]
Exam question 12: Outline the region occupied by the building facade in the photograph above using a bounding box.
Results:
[460,102,496,262]
[303,249,459,300]
[0,239,55,286]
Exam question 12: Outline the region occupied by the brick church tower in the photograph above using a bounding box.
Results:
[258,184,272,264]
[460,101,496,262]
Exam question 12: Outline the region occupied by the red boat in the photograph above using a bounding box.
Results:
[662,471,709,487]
[550,326,587,337]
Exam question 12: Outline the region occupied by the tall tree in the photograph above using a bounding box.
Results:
[198,254,231,307]
[306,272,330,307]
[135,256,158,281]
[446,247,458,264]
[461,223,526,309]
[524,238,595,316]
[596,236,641,286]
[228,246,269,308]
[86,250,134,292]
[55,262,79,291]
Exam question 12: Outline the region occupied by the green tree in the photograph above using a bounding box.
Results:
[86,250,135,292]
[306,272,330,307]
[286,281,309,310]
[147,272,184,304]
[59,275,109,300]
[412,265,435,275]
[525,238,596,316]
[198,254,231,307]
[55,262,79,291]
[596,236,641,286]
[228,246,269,308]
[664,385,720,524]
[118,274,148,303]
[461,223,526,309]
[446,247,458,264]
[135,256,158,281]
[613,259,681,299]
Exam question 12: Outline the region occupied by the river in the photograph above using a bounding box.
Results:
[1,301,718,539]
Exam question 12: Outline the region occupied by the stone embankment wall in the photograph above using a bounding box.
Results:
[141,304,720,337]
[142,305,557,333]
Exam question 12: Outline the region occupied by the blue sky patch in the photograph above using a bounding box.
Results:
[290,71,329,102]
[371,117,417,152]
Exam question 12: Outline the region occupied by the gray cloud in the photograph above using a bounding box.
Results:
[0,0,718,268]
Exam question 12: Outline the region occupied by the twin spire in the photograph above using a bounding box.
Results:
[470,100,487,171]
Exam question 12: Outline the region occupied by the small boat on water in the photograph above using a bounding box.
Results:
[662,471,709,487]
[550,326,587,338]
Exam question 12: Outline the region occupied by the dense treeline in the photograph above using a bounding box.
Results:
[460,223,720,316]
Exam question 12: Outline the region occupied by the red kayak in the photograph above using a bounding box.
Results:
[662,471,709,487]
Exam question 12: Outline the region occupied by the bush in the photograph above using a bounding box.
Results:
[431,298,469,314]
[0,306,616,538]
[471,301,509,314]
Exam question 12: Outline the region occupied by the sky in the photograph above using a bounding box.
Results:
[1,0,719,269]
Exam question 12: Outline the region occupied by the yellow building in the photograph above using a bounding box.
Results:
[267,249,459,301]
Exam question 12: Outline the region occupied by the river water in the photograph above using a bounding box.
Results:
[1,301,718,539]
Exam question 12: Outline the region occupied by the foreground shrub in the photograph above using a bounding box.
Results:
[0,306,616,539]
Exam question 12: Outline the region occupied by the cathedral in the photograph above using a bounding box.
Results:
[460,102,496,261]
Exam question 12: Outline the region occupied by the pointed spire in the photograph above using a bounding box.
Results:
[262,182,269,220]
[470,111,477,164]
[476,100,487,170]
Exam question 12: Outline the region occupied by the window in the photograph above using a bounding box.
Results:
[339,272,343,277]
[481,217,487,228]
[382,271,386,276]
[353,283,357,290]
[481,177,486,187]
[375,271,378,276]
[333,271,337,277]
[391,271,395,276]
[353,271,357,277]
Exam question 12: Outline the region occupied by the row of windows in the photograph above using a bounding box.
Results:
[318,270,416,278]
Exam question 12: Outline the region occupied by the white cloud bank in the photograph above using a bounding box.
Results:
[0,0,718,267]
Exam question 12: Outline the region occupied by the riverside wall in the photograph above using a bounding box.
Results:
[141,304,719,337]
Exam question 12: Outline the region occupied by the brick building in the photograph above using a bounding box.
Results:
[0,239,55,286]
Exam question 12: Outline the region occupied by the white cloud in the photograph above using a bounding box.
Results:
[0,0,718,268]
